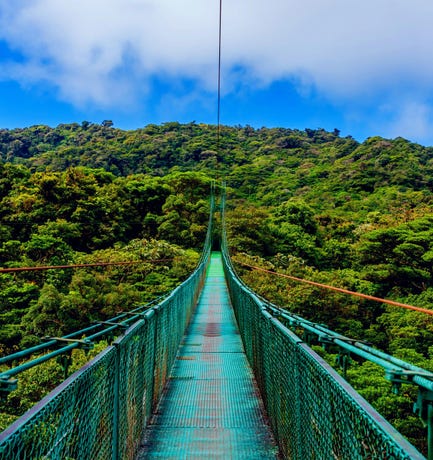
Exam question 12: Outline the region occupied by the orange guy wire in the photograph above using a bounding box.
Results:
[237,261,433,316]
[0,258,174,273]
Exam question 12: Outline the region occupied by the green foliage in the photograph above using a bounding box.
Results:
[2,122,433,452]
[225,205,273,255]
[0,162,207,355]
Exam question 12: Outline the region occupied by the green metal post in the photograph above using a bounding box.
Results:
[151,307,160,411]
[429,404,433,460]
[295,349,303,459]
[112,342,120,460]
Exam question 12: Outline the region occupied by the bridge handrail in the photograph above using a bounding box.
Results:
[220,189,425,460]
[234,278,433,393]
[0,292,167,366]
[266,304,433,389]
[0,292,172,393]
[0,187,215,460]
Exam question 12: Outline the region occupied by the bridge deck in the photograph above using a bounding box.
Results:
[137,252,278,459]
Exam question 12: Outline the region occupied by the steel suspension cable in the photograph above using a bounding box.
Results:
[217,0,223,151]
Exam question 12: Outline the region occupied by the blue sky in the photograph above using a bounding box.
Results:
[1,0,433,145]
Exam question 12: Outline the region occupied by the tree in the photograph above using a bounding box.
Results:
[101,120,114,128]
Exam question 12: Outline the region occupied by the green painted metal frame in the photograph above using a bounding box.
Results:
[2,183,430,459]
[220,188,425,459]
[137,252,279,458]
[262,300,433,459]
[0,188,215,460]
[0,291,172,393]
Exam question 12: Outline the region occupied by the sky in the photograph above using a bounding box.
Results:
[1,0,433,145]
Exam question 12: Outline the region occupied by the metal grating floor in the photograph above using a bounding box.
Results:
[137,252,278,459]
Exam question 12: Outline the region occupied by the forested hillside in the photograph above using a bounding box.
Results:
[1,121,433,451]
[1,121,433,352]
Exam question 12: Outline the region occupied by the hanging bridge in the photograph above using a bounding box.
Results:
[0,192,431,460]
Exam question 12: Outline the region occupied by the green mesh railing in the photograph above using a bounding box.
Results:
[220,194,425,460]
[2,185,428,460]
[0,192,215,460]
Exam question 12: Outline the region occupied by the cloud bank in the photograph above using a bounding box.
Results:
[1,0,433,140]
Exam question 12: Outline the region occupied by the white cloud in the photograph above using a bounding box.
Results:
[1,0,433,113]
[0,0,221,106]
[222,0,433,97]
[379,100,433,144]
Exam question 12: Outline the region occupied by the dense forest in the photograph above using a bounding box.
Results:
[1,121,433,452]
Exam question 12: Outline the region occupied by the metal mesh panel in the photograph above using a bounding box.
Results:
[151,267,207,409]
[221,246,424,460]
[116,318,156,460]
[137,252,278,459]
[0,259,210,460]
[0,197,213,459]
[0,347,116,460]
[294,341,418,459]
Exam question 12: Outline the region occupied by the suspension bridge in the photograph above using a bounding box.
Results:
[0,192,432,459]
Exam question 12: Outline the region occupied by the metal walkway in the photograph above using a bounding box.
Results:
[138,252,278,459]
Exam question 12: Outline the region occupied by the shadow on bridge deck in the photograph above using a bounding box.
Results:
[137,252,279,459]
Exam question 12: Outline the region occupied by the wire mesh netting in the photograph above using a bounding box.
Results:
[221,228,424,460]
[1,187,426,460]
[0,194,214,460]
[0,347,116,460]
[115,318,155,460]
[0,268,209,460]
